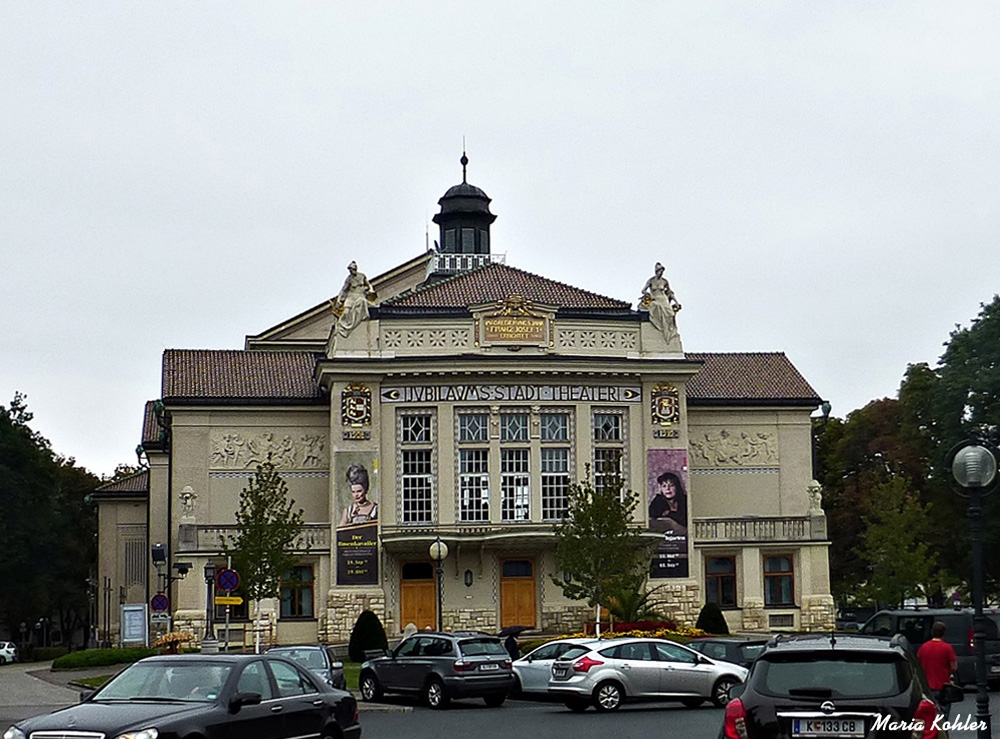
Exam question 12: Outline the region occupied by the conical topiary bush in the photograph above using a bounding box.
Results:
[348,609,389,663]
[695,601,730,634]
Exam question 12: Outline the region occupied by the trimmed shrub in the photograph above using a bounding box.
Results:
[695,602,730,634]
[52,647,157,670]
[348,610,389,663]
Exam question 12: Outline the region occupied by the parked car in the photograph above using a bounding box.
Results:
[686,637,767,669]
[721,632,963,739]
[512,638,597,695]
[1,653,360,739]
[267,644,347,690]
[548,636,748,712]
[835,606,877,632]
[358,630,515,709]
[0,642,17,664]
[858,607,1000,688]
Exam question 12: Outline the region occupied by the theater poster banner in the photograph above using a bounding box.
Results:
[335,451,379,585]
[647,449,689,578]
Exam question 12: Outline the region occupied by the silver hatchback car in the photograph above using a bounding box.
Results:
[548,636,748,712]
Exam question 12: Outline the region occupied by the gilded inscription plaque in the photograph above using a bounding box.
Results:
[474,295,555,348]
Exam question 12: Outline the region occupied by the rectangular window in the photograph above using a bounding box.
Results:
[541,447,570,520]
[705,556,737,607]
[459,449,490,522]
[280,565,313,618]
[764,555,795,606]
[501,412,528,442]
[501,448,530,521]
[461,228,476,253]
[459,413,489,442]
[444,229,456,251]
[593,448,623,496]
[541,412,568,441]
[401,414,431,444]
[402,449,433,523]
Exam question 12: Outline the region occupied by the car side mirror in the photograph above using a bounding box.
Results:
[728,683,746,700]
[228,691,262,713]
[942,684,964,704]
[331,661,343,670]
[79,690,94,702]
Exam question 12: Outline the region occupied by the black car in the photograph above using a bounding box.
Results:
[2,653,360,739]
[359,630,515,709]
[267,644,347,690]
[687,637,768,669]
[859,607,1000,688]
[721,633,963,739]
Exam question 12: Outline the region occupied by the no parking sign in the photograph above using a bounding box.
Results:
[216,568,240,592]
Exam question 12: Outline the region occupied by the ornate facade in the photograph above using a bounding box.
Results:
[93,161,834,648]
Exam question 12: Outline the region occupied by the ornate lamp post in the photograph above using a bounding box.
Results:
[946,438,997,739]
[429,537,449,632]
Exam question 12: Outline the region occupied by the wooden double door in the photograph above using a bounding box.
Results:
[500,559,536,628]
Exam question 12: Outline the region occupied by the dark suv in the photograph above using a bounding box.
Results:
[359,631,515,709]
[859,607,1000,688]
[721,633,963,739]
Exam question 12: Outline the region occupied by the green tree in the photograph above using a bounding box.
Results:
[551,469,652,629]
[604,572,666,622]
[0,393,98,644]
[222,459,305,652]
[855,476,940,607]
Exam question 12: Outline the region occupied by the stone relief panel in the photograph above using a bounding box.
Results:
[381,328,471,352]
[689,429,779,467]
[556,329,638,352]
[210,431,328,470]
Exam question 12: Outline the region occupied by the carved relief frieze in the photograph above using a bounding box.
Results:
[554,328,639,352]
[210,431,328,470]
[689,429,778,467]
[381,327,471,352]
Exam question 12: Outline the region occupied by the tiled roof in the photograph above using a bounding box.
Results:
[94,469,149,496]
[686,352,821,404]
[382,263,631,311]
[162,350,324,401]
[142,400,160,445]
[156,349,818,406]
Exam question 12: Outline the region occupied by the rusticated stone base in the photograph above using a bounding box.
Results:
[648,580,702,628]
[740,599,766,631]
[325,590,386,642]
[450,608,499,633]
[540,604,592,634]
[800,594,836,632]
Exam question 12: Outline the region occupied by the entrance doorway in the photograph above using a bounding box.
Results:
[500,559,536,627]
[400,562,436,630]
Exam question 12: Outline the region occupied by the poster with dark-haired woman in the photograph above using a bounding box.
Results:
[335,452,379,585]
[648,449,689,578]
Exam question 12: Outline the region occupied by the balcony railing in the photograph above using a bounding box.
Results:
[692,516,824,543]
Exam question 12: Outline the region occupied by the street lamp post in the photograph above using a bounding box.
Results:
[947,438,997,739]
[203,562,218,654]
[429,537,449,632]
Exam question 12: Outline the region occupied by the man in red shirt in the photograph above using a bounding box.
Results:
[917,621,958,719]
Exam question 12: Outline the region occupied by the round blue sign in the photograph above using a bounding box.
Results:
[216,568,240,592]
[150,592,169,612]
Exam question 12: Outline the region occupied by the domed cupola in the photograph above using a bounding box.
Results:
[432,152,496,255]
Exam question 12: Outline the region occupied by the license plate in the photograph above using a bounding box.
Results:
[553,666,568,677]
[480,663,499,671]
[792,719,864,737]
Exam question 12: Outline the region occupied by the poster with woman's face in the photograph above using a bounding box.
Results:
[334,451,378,585]
[647,449,689,579]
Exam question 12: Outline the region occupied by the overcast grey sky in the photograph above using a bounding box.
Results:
[3,2,998,477]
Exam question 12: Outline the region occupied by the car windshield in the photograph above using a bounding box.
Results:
[755,653,907,699]
[94,662,232,702]
[459,638,507,656]
[275,650,325,669]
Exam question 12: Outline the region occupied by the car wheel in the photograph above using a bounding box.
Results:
[712,677,739,707]
[681,698,704,708]
[593,681,624,712]
[565,698,589,712]
[0,656,6,665]
[359,672,383,701]
[423,678,450,709]
[483,693,506,707]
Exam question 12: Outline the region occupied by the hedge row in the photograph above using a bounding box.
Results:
[52,647,158,670]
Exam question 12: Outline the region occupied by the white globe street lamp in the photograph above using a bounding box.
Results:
[429,537,449,632]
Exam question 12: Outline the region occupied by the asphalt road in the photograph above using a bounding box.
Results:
[2,663,997,739]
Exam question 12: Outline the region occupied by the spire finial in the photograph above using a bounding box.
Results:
[461,150,468,184]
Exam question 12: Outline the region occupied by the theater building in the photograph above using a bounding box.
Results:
[93,162,835,647]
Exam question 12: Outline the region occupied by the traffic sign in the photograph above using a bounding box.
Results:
[216,568,240,592]
[215,596,243,606]
[150,592,169,612]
